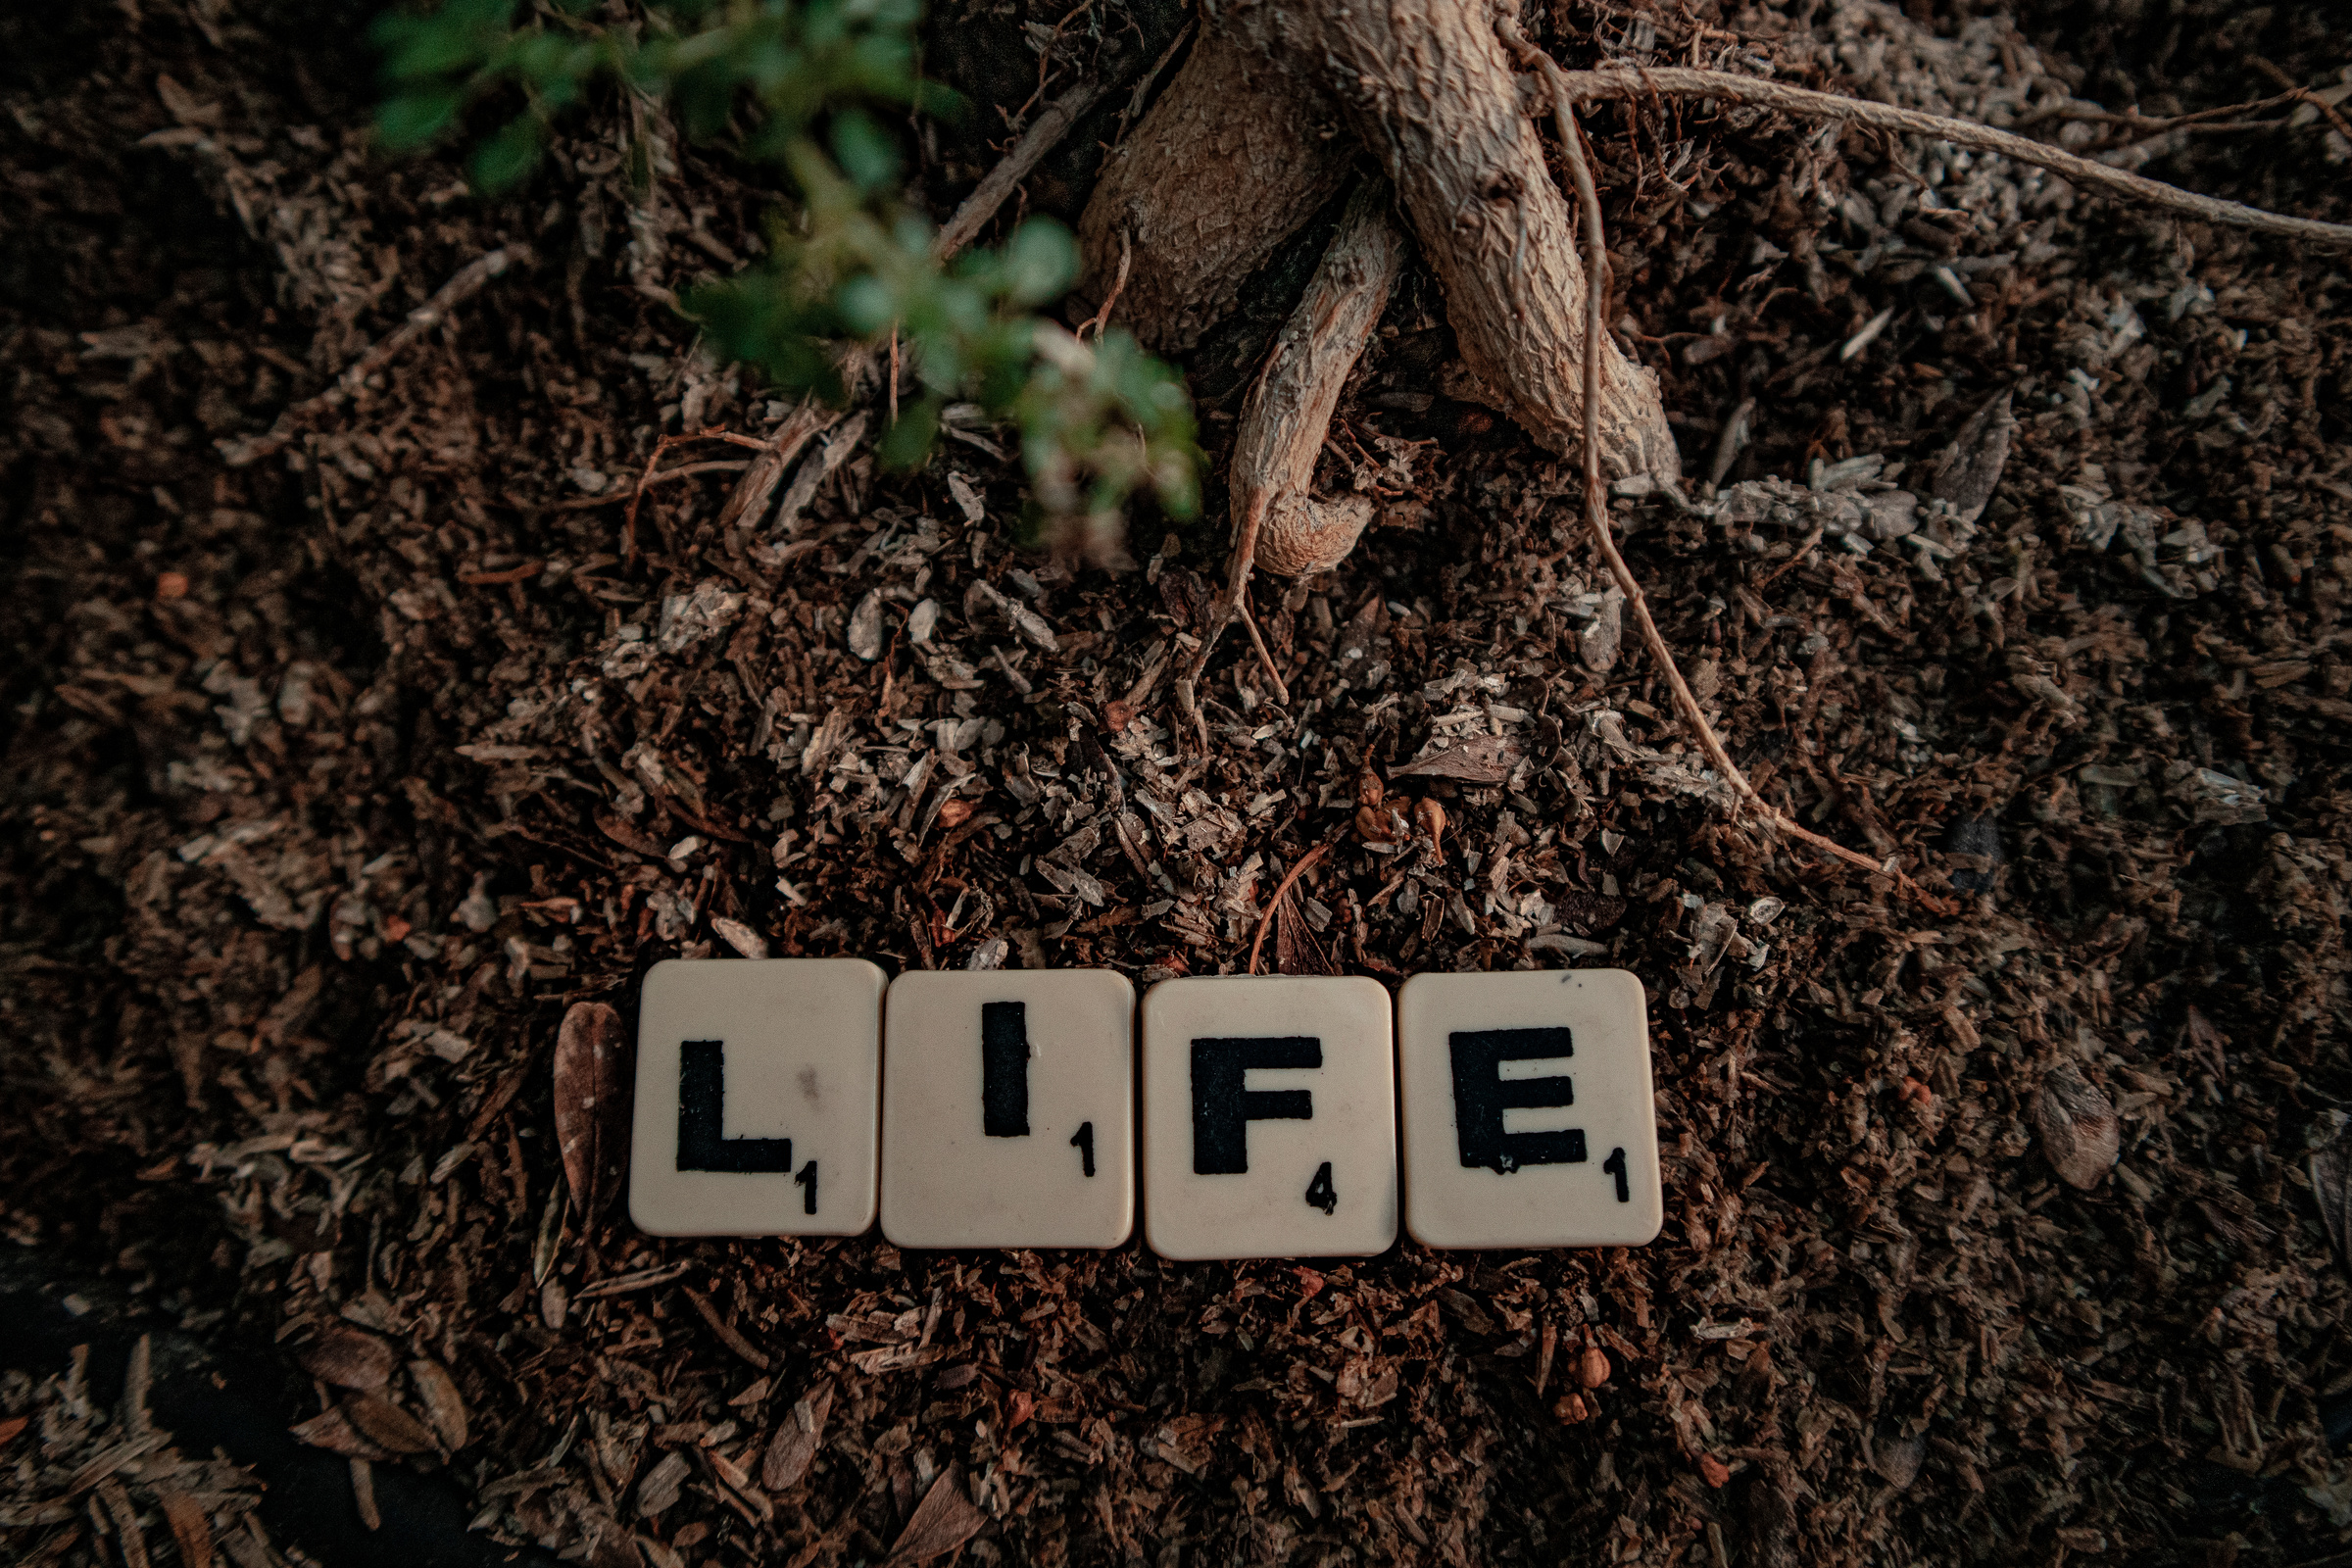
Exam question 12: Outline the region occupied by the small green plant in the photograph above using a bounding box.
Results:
[372,0,1197,555]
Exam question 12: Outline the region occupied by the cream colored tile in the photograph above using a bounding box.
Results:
[627,957,883,1237]
[1396,968,1661,1250]
[880,970,1135,1250]
[1140,976,1397,1261]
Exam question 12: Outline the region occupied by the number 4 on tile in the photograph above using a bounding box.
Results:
[1304,1161,1337,1214]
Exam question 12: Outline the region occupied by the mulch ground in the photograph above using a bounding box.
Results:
[4,0,2351,1564]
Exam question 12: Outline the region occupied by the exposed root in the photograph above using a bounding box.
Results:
[1076,24,1351,350]
[1505,24,1957,914]
[1217,0,1677,479]
[1181,179,1401,710]
[1236,600,1290,707]
[1233,178,1408,578]
[1547,66,2352,252]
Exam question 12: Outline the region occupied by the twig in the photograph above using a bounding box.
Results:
[622,429,772,562]
[1118,19,1197,139]
[220,244,532,466]
[540,459,752,511]
[935,74,1110,260]
[1544,66,2352,251]
[1249,842,1331,975]
[1236,598,1291,706]
[2247,56,2352,150]
[1506,26,1954,913]
[1757,522,1826,590]
[1079,225,1133,339]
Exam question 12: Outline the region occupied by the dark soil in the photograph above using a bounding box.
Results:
[4,1,2350,1565]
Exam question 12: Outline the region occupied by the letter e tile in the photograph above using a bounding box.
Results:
[880,970,1135,1250]
[1140,976,1396,1261]
[1396,968,1661,1249]
[628,957,883,1237]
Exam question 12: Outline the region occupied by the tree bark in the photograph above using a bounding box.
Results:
[1216,0,1677,479]
[1233,179,1407,578]
[1075,26,1352,352]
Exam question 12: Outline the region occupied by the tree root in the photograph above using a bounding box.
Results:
[1219,0,1677,481]
[1076,25,1352,350]
[1547,66,2352,252]
[1181,177,1406,703]
[1236,179,1408,580]
[1507,24,1956,914]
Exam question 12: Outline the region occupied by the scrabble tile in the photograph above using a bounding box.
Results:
[1396,968,1662,1250]
[879,970,1136,1250]
[628,957,883,1237]
[1140,976,1397,1261]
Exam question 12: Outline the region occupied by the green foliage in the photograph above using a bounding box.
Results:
[372,0,1196,545]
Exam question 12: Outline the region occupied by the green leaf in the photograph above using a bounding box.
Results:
[829,108,900,193]
[875,397,941,469]
[999,220,1075,307]
[469,115,545,193]
[835,273,897,336]
[376,88,463,151]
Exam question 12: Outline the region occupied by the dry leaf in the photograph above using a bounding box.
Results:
[2183,1004,2229,1080]
[555,1002,632,1225]
[881,1465,986,1565]
[1391,734,1517,784]
[761,1381,834,1492]
[1928,387,2014,525]
[2311,1139,2352,1264]
[98,1477,153,1568]
[408,1358,469,1450]
[1273,884,1337,977]
[1869,1427,1925,1490]
[294,1324,397,1391]
[336,1391,438,1455]
[288,1405,392,1460]
[2034,1061,2119,1190]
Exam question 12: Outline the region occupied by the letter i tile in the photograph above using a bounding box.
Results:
[880,970,1136,1250]
[1140,976,1397,1261]
[1396,968,1662,1249]
[628,957,884,1237]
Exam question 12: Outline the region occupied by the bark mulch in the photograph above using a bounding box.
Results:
[3,0,2350,1564]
